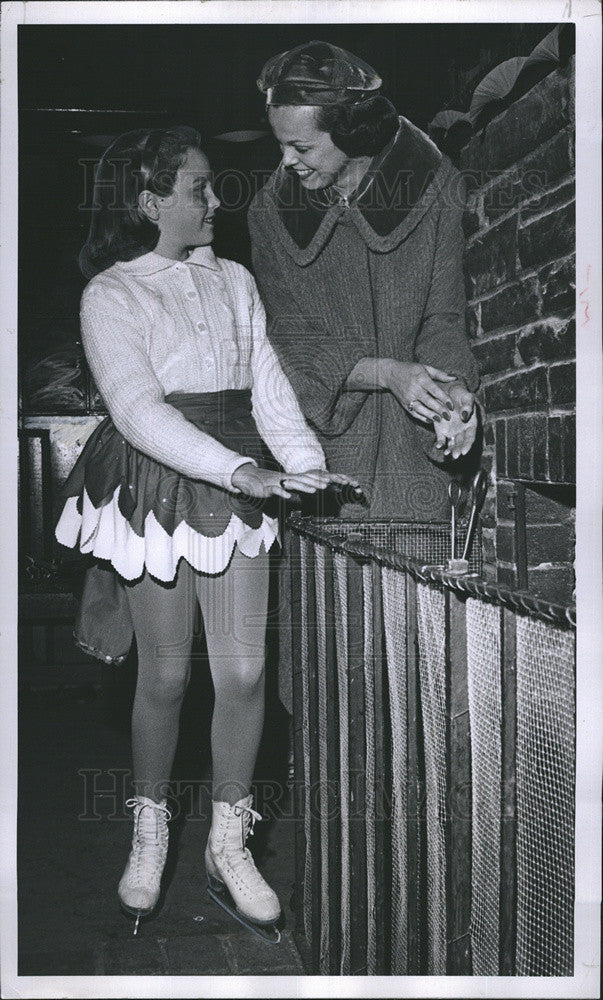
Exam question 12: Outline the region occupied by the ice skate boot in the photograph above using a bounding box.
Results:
[118,795,171,934]
[205,794,281,943]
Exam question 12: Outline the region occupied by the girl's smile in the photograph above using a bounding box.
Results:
[150,148,221,260]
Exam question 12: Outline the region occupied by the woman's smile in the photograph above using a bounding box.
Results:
[268,105,353,191]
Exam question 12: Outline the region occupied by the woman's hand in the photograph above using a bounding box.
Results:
[383,360,457,423]
[231,464,361,500]
[433,383,478,459]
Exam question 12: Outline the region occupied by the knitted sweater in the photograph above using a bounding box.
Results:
[248,116,481,520]
[79,245,326,487]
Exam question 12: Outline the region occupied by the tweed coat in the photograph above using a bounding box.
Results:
[248,116,480,521]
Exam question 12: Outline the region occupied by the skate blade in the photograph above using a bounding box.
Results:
[206,874,282,945]
[119,900,156,935]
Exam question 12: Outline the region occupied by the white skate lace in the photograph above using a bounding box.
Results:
[227,802,271,892]
[235,801,262,841]
[125,797,171,885]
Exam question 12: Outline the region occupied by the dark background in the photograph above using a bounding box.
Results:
[18,22,553,416]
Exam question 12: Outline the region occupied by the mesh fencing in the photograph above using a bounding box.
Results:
[362,563,377,975]
[515,617,575,976]
[314,545,330,973]
[299,537,313,946]
[317,519,481,573]
[416,583,448,976]
[292,519,575,978]
[466,598,503,975]
[381,566,409,975]
[333,551,351,975]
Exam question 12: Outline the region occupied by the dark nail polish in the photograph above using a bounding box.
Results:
[461,410,469,422]
[340,483,367,504]
[433,414,441,422]
[446,400,453,409]
[442,411,451,421]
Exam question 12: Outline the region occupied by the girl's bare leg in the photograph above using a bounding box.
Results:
[125,563,197,801]
[195,544,270,805]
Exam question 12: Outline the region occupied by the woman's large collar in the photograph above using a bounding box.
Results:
[263,116,450,265]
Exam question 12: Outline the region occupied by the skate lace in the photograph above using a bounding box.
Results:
[125,798,171,882]
[234,801,262,842]
[230,802,267,885]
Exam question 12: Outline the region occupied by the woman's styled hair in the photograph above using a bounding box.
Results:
[79,126,203,278]
[314,95,399,157]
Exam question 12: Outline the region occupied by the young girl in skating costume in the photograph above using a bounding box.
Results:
[55,126,357,939]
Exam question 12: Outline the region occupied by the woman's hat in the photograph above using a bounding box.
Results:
[257,40,382,106]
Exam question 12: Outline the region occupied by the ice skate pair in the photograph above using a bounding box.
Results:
[118,793,281,943]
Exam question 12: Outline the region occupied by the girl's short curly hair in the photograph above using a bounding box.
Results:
[314,95,399,157]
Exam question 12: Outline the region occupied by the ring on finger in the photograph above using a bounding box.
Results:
[279,478,289,489]
[408,400,418,412]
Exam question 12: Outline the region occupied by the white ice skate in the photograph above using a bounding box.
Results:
[205,794,281,944]
[118,795,171,934]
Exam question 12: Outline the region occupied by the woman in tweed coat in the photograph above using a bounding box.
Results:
[248,41,481,522]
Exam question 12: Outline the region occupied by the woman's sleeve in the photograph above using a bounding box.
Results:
[247,275,327,473]
[80,280,257,489]
[248,204,374,438]
[413,169,480,392]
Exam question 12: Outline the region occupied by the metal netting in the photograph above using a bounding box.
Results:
[291,515,576,978]
[362,563,377,974]
[333,551,351,975]
[381,566,409,975]
[314,544,330,973]
[315,519,482,573]
[515,617,575,976]
[416,583,448,975]
[299,537,313,945]
[466,598,503,975]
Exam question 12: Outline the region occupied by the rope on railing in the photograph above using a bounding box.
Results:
[287,513,576,631]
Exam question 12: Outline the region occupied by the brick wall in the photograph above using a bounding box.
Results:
[460,58,576,604]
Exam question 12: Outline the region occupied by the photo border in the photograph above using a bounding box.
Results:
[1,2,600,997]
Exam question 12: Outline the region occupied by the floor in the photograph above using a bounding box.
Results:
[17,637,308,977]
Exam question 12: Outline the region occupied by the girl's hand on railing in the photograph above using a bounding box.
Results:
[231,464,360,500]
[279,469,361,500]
[231,464,289,498]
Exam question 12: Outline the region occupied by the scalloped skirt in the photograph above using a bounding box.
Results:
[55,488,280,582]
[54,390,280,582]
